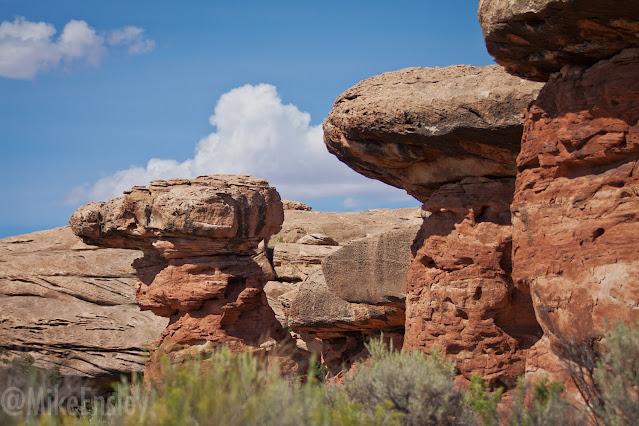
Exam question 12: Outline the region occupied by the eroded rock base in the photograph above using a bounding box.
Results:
[405,177,542,388]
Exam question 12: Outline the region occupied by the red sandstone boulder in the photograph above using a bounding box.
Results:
[70,175,288,372]
[479,0,639,81]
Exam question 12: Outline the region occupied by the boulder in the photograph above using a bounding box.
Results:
[282,200,312,211]
[511,49,639,367]
[263,280,297,327]
[323,66,542,202]
[323,225,420,306]
[272,243,341,282]
[297,234,338,246]
[478,0,639,81]
[288,270,404,375]
[70,175,288,375]
[0,227,166,391]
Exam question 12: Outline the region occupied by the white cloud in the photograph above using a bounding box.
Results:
[66,84,414,208]
[0,17,154,79]
[107,26,155,55]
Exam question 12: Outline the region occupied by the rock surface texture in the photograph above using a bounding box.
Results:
[405,178,541,387]
[0,227,166,390]
[70,175,288,373]
[479,0,639,81]
[512,49,639,369]
[323,65,543,387]
[323,66,542,202]
[267,207,422,375]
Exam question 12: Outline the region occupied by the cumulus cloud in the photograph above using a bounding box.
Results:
[66,84,413,208]
[0,17,154,79]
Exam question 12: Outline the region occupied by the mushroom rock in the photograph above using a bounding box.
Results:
[323,66,542,202]
[70,175,289,374]
[323,66,542,387]
[478,0,639,82]
[511,49,639,367]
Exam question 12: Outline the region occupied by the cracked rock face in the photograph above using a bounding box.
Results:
[0,227,166,392]
[70,175,287,373]
[512,49,639,364]
[479,0,639,82]
[288,269,405,376]
[323,66,542,202]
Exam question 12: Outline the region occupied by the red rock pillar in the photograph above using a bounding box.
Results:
[404,177,541,388]
[512,49,639,370]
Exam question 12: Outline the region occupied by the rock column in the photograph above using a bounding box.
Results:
[70,175,286,373]
[323,65,542,387]
[480,0,639,377]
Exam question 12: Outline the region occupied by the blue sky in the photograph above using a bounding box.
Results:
[0,0,493,238]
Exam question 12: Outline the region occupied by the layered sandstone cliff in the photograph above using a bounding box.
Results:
[0,227,166,391]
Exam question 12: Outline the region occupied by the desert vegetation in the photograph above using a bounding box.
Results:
[1,321,637,425]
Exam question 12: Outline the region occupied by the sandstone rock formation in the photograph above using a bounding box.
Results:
[511,48,639,368]
[70,175,288,372]
[266,207,422,375]
[272,207,422,244]
[323,226,419,306]
[282,200,312,211]
[272,243,341,282]
[478,0,639,81]
[323,65,542,387]
[288,270,405,376]
[0,227,166,391]
[268,207,421,330]
[479,0,639,387]
[323,66,542,202]
[405,178,541,388]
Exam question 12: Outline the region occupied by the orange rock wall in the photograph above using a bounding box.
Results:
[404,177,541,388]
[512,49,639,364]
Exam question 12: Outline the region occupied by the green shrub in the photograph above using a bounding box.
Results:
[344,338,475,425]
[99,347,395,426]
[563,321,639,426]
[465,375,502,426]
[0,352,67,425]
[507,377,581,426]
